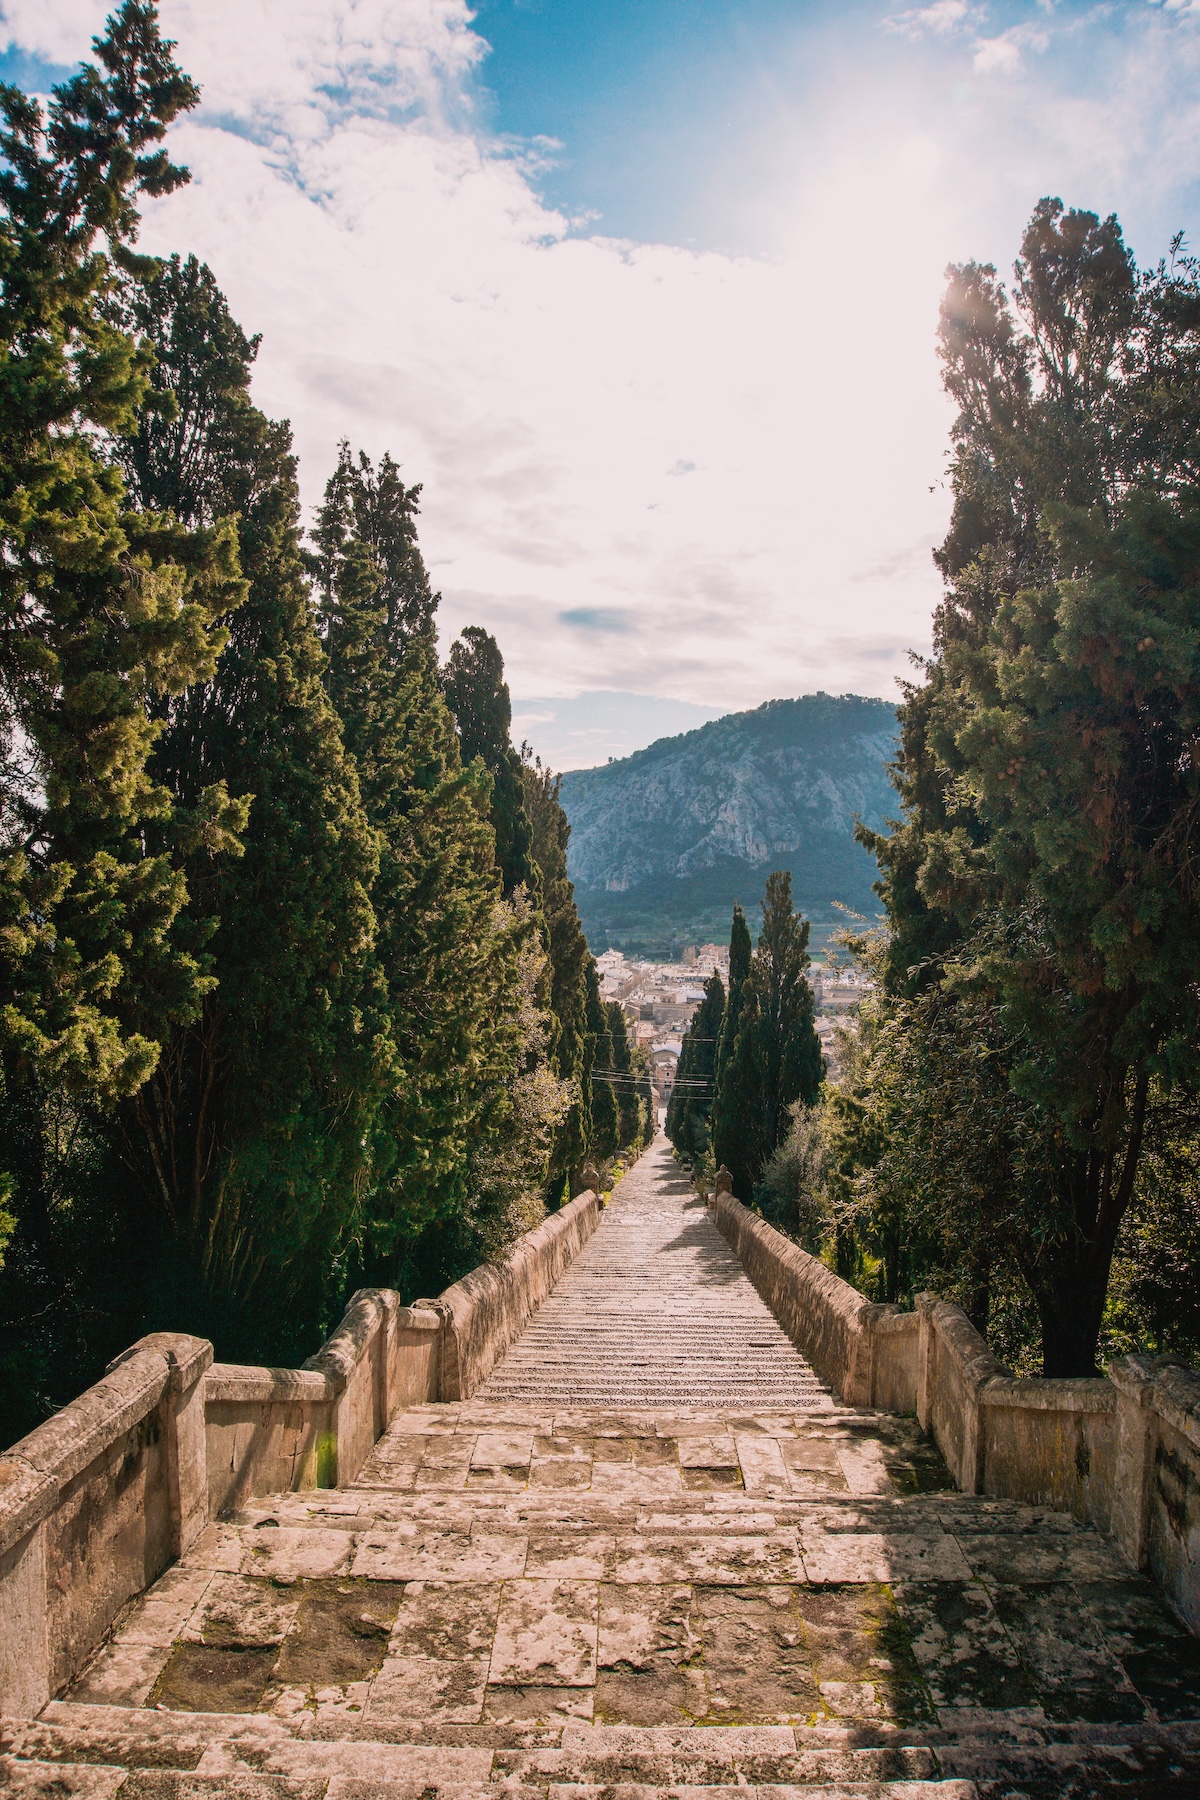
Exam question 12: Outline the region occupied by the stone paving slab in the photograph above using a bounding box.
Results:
[6,1138,1200,1798]
[42,1402,1198,1748]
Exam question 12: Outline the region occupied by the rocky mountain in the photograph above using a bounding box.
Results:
[558,693,898,957]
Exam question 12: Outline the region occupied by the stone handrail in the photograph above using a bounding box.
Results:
[420,1187,602,1400]
[0,1331,211,1718]
[0,1189,600,1717]
[714,1190,1200,1634]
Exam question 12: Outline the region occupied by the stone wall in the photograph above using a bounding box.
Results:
[0,1191,600,1717]
[0,1332,210,1719]
[427,1188,602,1401]
[714,1189,1200,1633]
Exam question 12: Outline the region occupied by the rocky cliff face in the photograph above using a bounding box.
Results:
[558,694,898,952]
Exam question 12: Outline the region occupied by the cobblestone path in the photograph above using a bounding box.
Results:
[5,1136,1199,1799]
[480,1139,831,1409]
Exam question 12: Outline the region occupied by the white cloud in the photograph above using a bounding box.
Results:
[886,1,974,40]
[4,0,1199,727]
[974,23,1051,75]
[0,0,948,713]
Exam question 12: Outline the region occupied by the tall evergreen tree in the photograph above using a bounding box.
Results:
[0,6,239,1105]
[112,256,379,1350]
[667,971,725,1159]
[606,999,649,1149]
[313,451,523,1288]
[713,875,822,1199]
[521,752,591,1197]
[442,627,537,898]
[710,904,752,1174]
[585,961,619,1161]
[868,200,1200,1374]
[0,11,272,1421]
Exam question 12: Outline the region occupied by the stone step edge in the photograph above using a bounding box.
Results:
[15,1708,1200,1753]
[0,1763,981,1800]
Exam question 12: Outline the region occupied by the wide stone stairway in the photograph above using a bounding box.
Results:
[5,1139,1199,1798]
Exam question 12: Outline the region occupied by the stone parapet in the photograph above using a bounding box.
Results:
[0,1186,605,1716]
[429,1188,602,1400]
[0,1333,211,1717]
[713,1189,1200,1633]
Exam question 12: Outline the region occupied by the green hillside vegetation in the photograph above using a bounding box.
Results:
[558,693,896,958]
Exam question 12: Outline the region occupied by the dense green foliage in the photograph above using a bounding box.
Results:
[759,200,1200,1377]
[114,257,379,1353]
[441,625,537,898]
[0,7,629,1441]
[665,971,724,1159]
[710,874,822,1198]
[671,879,821,1195]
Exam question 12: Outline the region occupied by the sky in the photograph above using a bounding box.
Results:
[2,0,1199,766]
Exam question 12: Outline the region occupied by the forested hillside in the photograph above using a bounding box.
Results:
[559,694,896,954]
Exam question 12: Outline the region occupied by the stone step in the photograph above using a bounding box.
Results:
[0,1764,980,1800]
[7,1707,1200,1798]
[475,1147,831,1412]
[0,1711,956,1793]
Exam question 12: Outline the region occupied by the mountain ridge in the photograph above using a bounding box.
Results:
[557,692,898,956]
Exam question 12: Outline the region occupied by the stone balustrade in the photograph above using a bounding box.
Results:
[0,1187,601,1718]
[713,1189,1200,1634]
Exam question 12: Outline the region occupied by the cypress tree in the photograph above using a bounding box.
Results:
[113,256,380,1352]
[0,9,238,1106]
[521,753,591,1198]
[667,971,725,1159]
[585,961,619,1161]
[606,1000,646,1149]
[313,451,522,1289]
[713,876,821,1198]
[442,627,537,898]
[870,201,1200,1373]
[0,14,275,1414]
[710,905,752,1173]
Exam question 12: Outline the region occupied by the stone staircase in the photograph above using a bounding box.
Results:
[478,1150,830,1409]
[3,1145,1198,1798]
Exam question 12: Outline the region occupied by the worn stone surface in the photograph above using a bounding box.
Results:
[478,1146,830,1410]
[3,1137,1199,1797]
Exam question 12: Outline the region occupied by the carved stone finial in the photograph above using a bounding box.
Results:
[713,1165,733,1197]
[579,1163,601,1196]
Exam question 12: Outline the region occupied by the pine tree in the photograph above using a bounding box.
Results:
[442,627,537,898]
[713,875,822,1199]
[113,256,379,1351]
[0,6,241,1103]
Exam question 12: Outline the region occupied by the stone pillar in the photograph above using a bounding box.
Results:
[0,1456,56,1718]
[1108,1353,1159,1572]
[713,1166,733,1198]
[114,1333,214,1557]
[915,1292,936,1434]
